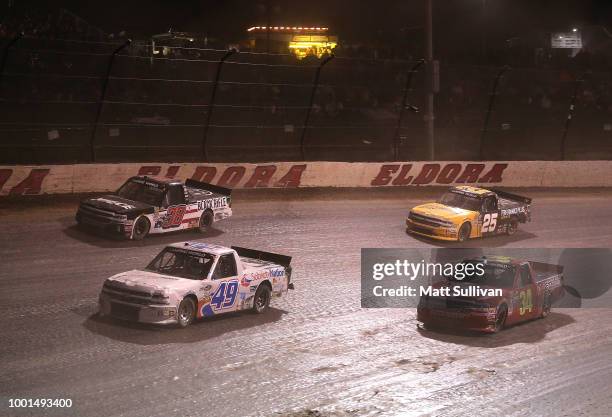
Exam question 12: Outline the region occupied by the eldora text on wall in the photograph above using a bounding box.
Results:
[0,162,515,195]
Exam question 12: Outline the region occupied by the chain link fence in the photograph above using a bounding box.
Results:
[1,36,611,164]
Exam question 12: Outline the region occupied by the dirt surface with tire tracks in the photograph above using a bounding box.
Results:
[1,188,612,417]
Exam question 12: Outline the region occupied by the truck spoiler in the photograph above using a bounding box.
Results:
[185,179,232,196]
[231,246,292,268]
[490,188,532,204]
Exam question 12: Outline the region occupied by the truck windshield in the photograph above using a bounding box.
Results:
[438,191,481,211]
[448,262,516,288]
[117,179,165,206]
[146,248,215,280]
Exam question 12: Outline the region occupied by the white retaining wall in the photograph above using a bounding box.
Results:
[1,161,611,195]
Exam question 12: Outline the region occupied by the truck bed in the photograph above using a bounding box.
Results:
[184,179,232,203]
[497,197,525,210]
[240,257,281,270]
[186,187,225,202]
[530,261,564,283]
[492,189,532,204]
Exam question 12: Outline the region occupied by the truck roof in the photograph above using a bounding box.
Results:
[131,175,183,187]
[168,241,234,256]
[451,185,494,197]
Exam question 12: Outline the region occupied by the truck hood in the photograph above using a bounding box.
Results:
[411,202,476,221]
[80,195,153,216]
[106,269,199,295]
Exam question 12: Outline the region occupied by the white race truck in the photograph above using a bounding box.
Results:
[99,242,293,327]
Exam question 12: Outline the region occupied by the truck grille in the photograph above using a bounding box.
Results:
[78,204,123,225]
[411,225,435,236]
[409,212,446,228]
[102,282,168,305]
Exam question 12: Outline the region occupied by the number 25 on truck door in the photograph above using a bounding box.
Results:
[482,213,498,233]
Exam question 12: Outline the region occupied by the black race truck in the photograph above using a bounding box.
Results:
[76,176,232,240]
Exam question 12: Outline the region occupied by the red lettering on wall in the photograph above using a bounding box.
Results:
[217,166,246,188]
[0,169,12,191]
[391,164,414,186]
[455,164,485,183]
[138,166,161,176]
[371,164,400,186]
[274,164,306,187]
[165,166,180,178]
[412,164,440,185]
[478,163,508,183]
[9,169,50,195]
[436,163,462,184]
[190,166,217,183]
[244,165,278,188]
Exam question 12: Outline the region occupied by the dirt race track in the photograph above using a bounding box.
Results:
[1,188,612,417]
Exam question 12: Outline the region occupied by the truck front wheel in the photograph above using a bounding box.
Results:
[494,304,508,332]
[457,222,471,242]
[252,285,271,314]
[132,216,150,240]
[177,297,196,327]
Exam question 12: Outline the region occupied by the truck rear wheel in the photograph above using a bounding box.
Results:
[458,222,471,242]
[252,285,271,314]
[198,210,214,233]
[494,304,508,332]
[507,219,518,235]
[177,297,196,327]
[541,294,552,318]
[132,216,150,240]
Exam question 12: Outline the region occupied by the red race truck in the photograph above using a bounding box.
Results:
[417,256,565,333]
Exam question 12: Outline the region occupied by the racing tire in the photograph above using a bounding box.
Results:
[506,219,518,236]
[252,285,271,314]
[132,216,150,240]
[457,222,471,242]
[177,297,196,328]
[494,304,508,333]
[541,294,552,318]
[198,210,214,233]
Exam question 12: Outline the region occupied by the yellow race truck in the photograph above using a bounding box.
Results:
[406,186,532,242]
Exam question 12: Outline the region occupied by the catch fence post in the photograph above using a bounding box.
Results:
[0,32,23,96]
[393,59,425,160]
[560,73,584,160]
[300,54,334,160]
[90,39,131,162]
[479,65,509,160]
[202,48,236,162]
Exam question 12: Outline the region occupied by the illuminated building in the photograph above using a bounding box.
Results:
[246,26,337,59]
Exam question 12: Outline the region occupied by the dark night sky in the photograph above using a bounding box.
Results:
[4,0,612,51]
